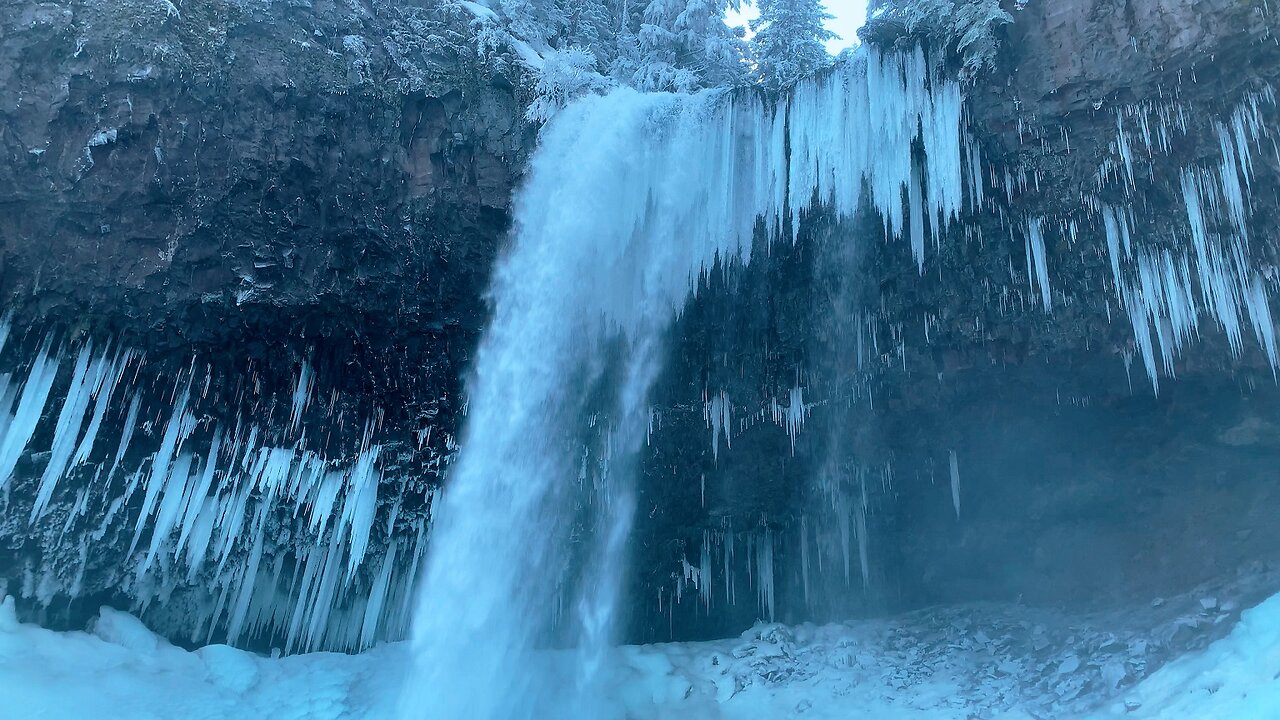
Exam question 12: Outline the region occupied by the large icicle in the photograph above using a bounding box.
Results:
[1026,218,1052,311]
[289,359,313,434]
[0,341,60,489]
[949,450,961,519]
[704,390,732,461]
[30,343,113,522]
[129,384,197,555]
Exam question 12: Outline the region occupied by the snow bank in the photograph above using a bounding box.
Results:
[3,589,1279,719]
[0,596,403,719]
[1091,593,1280,718]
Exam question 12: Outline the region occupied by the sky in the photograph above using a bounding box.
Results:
[726,0,869,55]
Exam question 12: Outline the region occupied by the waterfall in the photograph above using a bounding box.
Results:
[401,49,970,719]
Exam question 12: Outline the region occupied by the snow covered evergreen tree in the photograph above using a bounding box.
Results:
[858,0,1013,77]
[501,0,569,49]
[632,0,749,91]
[564,0,617,60]
[488,0,749,107]
[749,0,836,88]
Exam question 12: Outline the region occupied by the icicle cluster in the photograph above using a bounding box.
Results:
[787,47,979,270]
[1099,89,1279,393]
[768,383,810,454]
[0,330,426,653]
[667,524,776,622]
[558,47,973,339]
[703,389,732,461]
[660,464,888,627]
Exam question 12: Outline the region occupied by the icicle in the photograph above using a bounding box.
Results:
[787,384,807,452]
[0,313,11,357]
[140,452,195,574]
[1102,206,1125,291]
[699,531,713,610]
[1116,112,1136,189]
[31,344,104,521]
[226,523,266,644]
[68,349,129,474]
[856,474,870,588]
[129,384,197,555]
[289,358,313,434]
[0,340,60,489]
[1026,218,1052,310]
[756,528,774,622]
[340,445,382,580]
[184,497,217,580]
[909,159,926,272]
[949,450,961,518]
[309,469,346,536]
[704,390,731,461]
[799,516,810,607]
[360,541,397,650]
[106,392,142,482]
[175,429,223,558]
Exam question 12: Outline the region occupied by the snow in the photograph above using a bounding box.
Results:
[1090,592,1280,718]
[5,581,1280,720]
[458,0,498,21]
[0,595,400,720]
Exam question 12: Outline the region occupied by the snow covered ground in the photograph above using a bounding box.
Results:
[4,570,1279,719]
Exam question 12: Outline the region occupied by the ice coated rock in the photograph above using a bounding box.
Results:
[0,598,16,633]
[198,645,260,694]
[92,607,162,653]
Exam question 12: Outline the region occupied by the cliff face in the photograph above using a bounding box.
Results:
[633,0,1280,640]
[2,0,1280,651]
[0,0,532,648]
[0,0,529,454]
[1,0,526,331]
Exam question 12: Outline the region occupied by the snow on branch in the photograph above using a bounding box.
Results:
[861,0,1014,77]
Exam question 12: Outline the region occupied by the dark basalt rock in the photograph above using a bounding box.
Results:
[0,0,533,645]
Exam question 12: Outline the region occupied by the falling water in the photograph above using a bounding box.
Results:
[401,50,970,719]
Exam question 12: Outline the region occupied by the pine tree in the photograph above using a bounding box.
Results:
[563,0,617,60]
[497,0,749,93]
[632,0,748,91]
[501,0,569,49]
[750,0,836,88]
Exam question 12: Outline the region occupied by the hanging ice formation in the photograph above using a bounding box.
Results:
[649,84,1280,635]
[949,450,961,518]
[704,389,732,460]
[403,47,973,720]
[770,383,811,453]
[1025,218,1052,311]
[1096,89,1279,393]
[0,328,428,654]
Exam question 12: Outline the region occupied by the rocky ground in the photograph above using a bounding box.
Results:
[5,562,1280,718]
